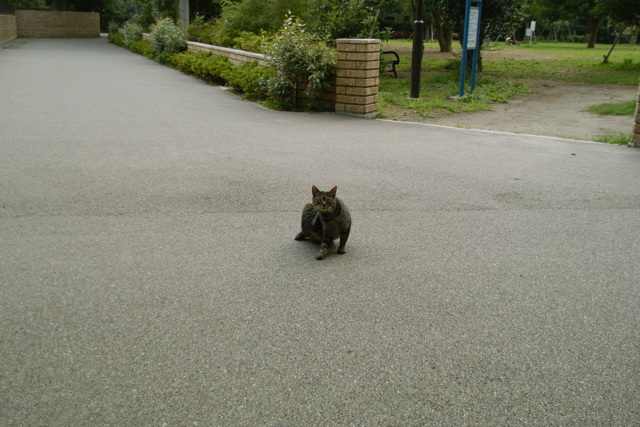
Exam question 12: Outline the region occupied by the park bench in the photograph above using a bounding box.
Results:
[381,51,400,78]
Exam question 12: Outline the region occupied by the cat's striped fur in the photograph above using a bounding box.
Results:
[295,186,351,260]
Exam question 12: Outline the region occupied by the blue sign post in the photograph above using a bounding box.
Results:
[459,0,482,97]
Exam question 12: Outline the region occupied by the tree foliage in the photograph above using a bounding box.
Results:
[598,0,640,27]
[216,0,389,44]
[305,0,390,40]
[533,0,603,47]
[426,0,526,69]
[218,0,308,40]
[130,0,178,30]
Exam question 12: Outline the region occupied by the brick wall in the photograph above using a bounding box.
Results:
[0,14,17,44]
[335,39,380,118]
[187,41,268,67]
[16,10,99,38]
[128,31,270,66]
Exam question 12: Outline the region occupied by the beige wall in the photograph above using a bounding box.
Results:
[16,10,99,38]
[0,14,17,44]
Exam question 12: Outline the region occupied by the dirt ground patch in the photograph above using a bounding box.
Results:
[386,79,637,141]
[379,45,638,141]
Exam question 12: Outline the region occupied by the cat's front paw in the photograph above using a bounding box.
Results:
[337,247,346,254]
[315,253,325,260]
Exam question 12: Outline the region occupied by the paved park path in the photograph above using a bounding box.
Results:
[1,38,639,426]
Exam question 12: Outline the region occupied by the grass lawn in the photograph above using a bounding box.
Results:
[585,99,636,115]
[483,43,640,85]
[377,40,640,121]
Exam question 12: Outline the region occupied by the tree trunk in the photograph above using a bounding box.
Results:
[586,16,601,48]
[463,47,483,72]
[432,9,452,52]
[369,7,381,38]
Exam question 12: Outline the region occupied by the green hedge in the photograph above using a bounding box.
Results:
[109,36,276,104]
[129,39,155,58]
[168,51,273,100]
[566,35,587,43]
[223,61,273,99]
[168,50,233,84]
[108,32,125,47]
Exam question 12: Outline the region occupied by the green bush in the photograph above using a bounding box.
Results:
[108,22,119,37]
[566,35,586,43]
[187,18,272,52]
[150,17,187,61]
[168,51,274,101]
[187,16,221,45]
[222,61,274,99]
[262,14,337,110]
[232,31,270,53]
[130,39,155,58]
[124,20,144,48]
[168,51,232,84]
[108,32,126,47]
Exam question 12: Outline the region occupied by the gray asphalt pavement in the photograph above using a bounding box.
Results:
[1,38,639,426]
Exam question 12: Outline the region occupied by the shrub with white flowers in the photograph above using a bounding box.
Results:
[150,17,187,60]
[123,20,144,48]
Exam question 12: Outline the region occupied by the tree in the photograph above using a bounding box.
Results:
[425,0,462,52]
[305,0,385,39]
[468,0,526,70]
[190,0,221,20]
[216,0,387,43]
[598,0,640,27]
[534,0,602,48]
[426,0,526,70]
[599,0,640,60]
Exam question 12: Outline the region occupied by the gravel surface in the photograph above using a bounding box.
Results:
[1,38,639,426]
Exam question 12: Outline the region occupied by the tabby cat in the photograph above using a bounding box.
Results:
[295,186,352,260]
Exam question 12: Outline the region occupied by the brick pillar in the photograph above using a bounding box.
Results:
[335,38,380,119]
[631,80,640,148]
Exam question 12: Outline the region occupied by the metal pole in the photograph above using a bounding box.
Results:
[409,0,424,99]
[459,0,471,97]
[604,26,625,63]
[469,1,482,94]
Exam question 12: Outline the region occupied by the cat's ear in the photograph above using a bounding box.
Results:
[330,186,337,195]
[312,186,319,195]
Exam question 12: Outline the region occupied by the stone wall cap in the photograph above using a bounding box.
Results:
[336,38,381,44]
[187,41,266,60]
